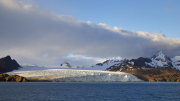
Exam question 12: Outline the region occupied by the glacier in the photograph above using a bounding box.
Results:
[6,67,141,82]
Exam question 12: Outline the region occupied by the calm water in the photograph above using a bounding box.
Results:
[0,82,180,101]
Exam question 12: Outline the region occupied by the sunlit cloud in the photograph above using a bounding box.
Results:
[1,0,180,67]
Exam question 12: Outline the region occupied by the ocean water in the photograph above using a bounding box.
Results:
[0,82,180,101]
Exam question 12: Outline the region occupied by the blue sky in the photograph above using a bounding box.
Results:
[22,0,180,38]
[1,0,180,66]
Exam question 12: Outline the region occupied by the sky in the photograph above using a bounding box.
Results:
[0,0,180,67]
[22,0,180,38]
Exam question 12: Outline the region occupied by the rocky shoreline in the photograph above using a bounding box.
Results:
[0,73,28,82]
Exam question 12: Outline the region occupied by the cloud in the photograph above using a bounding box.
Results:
[1,0,180,67]
[166,6,171,11]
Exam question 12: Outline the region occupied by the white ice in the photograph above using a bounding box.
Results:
[6,66,141,82]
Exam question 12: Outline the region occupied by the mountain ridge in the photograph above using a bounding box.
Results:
[91,51,180,71]
[102,51,180,82]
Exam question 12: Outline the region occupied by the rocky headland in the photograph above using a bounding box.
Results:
[0,73,28,82]
[0,55,21,73]
[0,56,28,82]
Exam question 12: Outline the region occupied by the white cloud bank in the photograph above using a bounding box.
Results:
[0,0,180,66]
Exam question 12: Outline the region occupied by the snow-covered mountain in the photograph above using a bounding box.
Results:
[145,51,172,68]
[60,61,72,68]
[93,51,180,71]
[91,59,128,70]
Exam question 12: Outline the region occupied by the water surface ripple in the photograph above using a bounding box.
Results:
[0,82,180,101]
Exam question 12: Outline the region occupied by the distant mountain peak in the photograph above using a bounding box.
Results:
[156,51,164,56]
[62,61,68,64]
[153,51,165,58]
[60,61,72,68]
[152,51,167,62]
[145,51,172,67]
[157,51,163,54]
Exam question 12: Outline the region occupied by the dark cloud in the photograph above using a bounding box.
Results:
[0,0,180,66]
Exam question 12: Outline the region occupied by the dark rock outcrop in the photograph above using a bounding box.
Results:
[0,55,21,73]
[0,73,28,82]
[130,57,152,68]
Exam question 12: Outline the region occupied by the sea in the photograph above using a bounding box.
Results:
[0,82,180,101]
